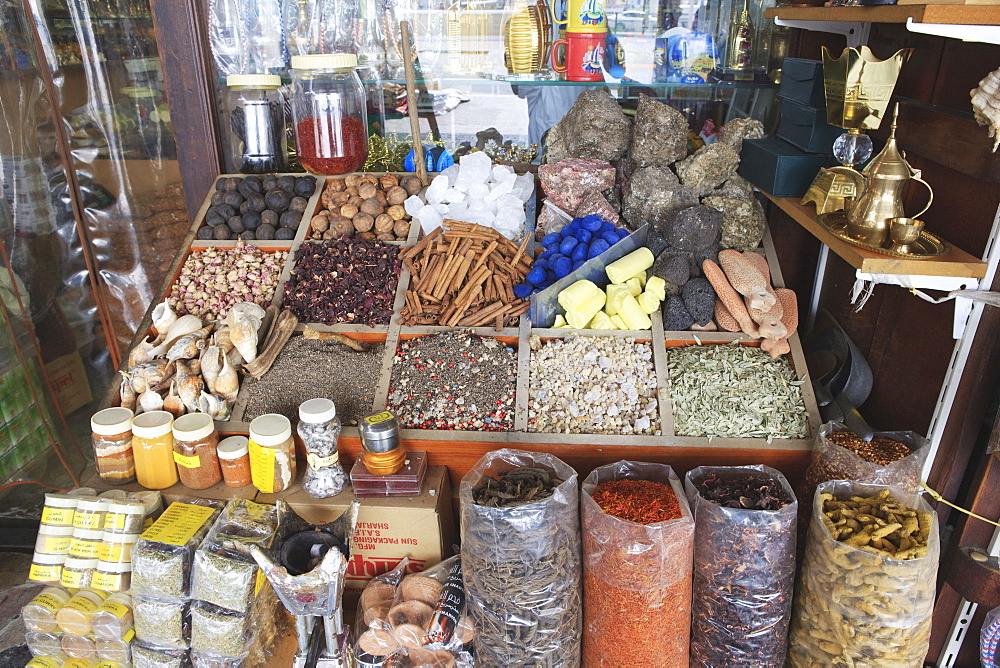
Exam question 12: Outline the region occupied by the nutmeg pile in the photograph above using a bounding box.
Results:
[310,173,422,242]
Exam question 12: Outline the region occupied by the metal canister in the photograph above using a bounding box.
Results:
[359,411,405,475]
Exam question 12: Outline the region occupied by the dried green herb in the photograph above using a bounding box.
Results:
[133,597,188,650]
[191,602,249,659]
[667,343,808,440]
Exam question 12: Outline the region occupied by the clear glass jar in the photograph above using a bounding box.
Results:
[97,532,140,563]
[218,435,253,487]
[92,592,134,641]
[56,590,109,636]
[40,493,78,528]
[93,560,132,593]
[103,500,145,534]
[22,587,72,633]
[34,525,74,555]
[171,413,222,490]
[61,633,97,661]
[71,498,108,531]
[298,398,346,498]
[248,414,297,493]
[131,411,178,490]
[91,407,136,484]
[290,54,368,175]
[28,553,65,585]
[224,74,287,174]
[68,528,104,559]
[60,556,97,590]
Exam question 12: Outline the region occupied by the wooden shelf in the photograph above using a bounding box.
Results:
[765,4,1000,24]
[763,191,988,279]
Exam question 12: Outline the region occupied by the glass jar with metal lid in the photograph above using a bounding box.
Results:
[359,410,405,475]
[249,414,297,493]
[289,53,368,175]
[224,74,287,174]
[298,398,346,498]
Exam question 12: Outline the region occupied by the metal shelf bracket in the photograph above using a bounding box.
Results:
[773,17,871,46]
[906,17,1000,45]
[851,271,980,339]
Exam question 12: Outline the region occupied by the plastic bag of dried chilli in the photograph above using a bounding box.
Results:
[685,465,798,667]
[581,461,694,667]
[787,481,938,667]
[804,422,930,495]
[460,448,581,667]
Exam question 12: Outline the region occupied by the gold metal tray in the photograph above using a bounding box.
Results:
[817,211,949,259]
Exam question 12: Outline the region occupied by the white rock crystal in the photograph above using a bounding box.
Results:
[426,152,528,239]
[404,195,425,217]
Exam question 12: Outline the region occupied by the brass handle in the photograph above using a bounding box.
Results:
[911,175,934,220]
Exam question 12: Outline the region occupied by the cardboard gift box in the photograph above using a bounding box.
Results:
[777,97,843,154]
[738,138,835,198]
[778,58,826,109]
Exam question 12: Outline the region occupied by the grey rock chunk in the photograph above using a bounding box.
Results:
[630,95,689,167]
[666,205,722,251]
[703,194,766,251]
[717,117,765,152]
[681,277,716,326]
[663,296,695,331]
[676,143,741,196]
[650,250,690,292]
[622,166,695,231]
[557,90,632,163]
[713,174,754,200]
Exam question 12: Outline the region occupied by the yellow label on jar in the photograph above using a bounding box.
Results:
[28,564,62,583]
[97,542,130,562]
[73,512,102,530]
[97,600,130,619]
[103,513,128,531]
[140,502,216,547]
[69,538,100,558]
[173,451,201,468]
[123,629,135,643]
[64,591,107,613]
[91,570,122,592]
[364,411,394,425]
[41,507,74,526]
[61,568,90,589]
[37,535,72,554]
[307,451,340,472]
[248,439,277,494]
[26,658,61,668]
[29,592,67,613]
[95,663,125,668]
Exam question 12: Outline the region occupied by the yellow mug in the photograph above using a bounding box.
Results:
[550,0,607,33]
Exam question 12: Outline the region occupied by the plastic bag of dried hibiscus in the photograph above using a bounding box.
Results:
[685,465,798,668]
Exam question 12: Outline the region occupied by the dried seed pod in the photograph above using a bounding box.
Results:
[332,216,355,237]
[360,231,377,241]
[401,175,422,195]
[375,190,388,206]
[311,213,330,232]
[386,186,408,205]
[341,203,359,219]
[353,213,375,232]
[348,195,364,208]
[322,229,339,239]
[346,186,359,197]
[393,218,410,238]
[376,232,395,241]
[344,174,361,188]
[375,213,395,233]
[387,204,406,221]
[329,191,350,207]
[326,178,346,193]
[360,173,379,185]
[358,182,378,199]
[360,198,384,216]
[379,174,399,190]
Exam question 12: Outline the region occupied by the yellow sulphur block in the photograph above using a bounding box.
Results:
[637,291,661,314]
[566,291,607,329]
[558,279,603,311]
[618,294,652,330]
[634,272,646,289]
[606,247,654,285]
[625,277,643,297]
[610,314,628,330]
[552,314,567,328]
[604,284,631,317]
[645,276,666,301]
[587,311,614,330]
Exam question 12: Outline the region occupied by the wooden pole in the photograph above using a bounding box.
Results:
[400,21,428,186]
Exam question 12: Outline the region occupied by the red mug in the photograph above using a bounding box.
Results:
[551,32,605,82]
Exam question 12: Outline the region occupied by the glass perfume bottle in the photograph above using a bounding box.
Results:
[724,0,754,80]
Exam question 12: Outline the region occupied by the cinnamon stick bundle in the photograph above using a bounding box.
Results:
[399,222,531,330]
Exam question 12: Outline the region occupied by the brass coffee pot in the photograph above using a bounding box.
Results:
[828,104,933,247]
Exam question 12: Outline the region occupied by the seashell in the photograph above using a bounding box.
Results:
[215,354,240,403]
[199,392,232,420]
[138,389,164,413]
[226,346,244,369]
[214,327,235,354]
[119,373,136,411]
[229,316,259,364]
[150,314,204,356]
[152,300,179,334]
[165,325,212,361]
[201,345,223,394]
[163,380,185,417]
[973,67,1000,152]
[127,338,157,368]
[175,360,205,413]
[130,359,173,393]
[225,302,266,329]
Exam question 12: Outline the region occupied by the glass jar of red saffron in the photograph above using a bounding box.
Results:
[290,53,369,175]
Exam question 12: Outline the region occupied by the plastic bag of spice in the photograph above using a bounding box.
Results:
[804,422,930,495]
[581,460,695,667]
[685,465,798,667]
[460,448,582,667]
[787,480,939,667]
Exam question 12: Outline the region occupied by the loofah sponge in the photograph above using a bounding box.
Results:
[718,249,776,312]
[703,259,759,337]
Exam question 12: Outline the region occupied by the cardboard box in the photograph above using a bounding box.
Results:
[256,465,454,604]
[739,138,835,198]
[45,350,92,416]
[777,97,843,154]
[778,58,826,109]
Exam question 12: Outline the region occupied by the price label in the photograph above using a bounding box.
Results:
[140,502,217,547]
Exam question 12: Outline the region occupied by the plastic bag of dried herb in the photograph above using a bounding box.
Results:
[581,461,694,667]
[787,481,939,667]
[132,641,188,668]
[685,465,798,667]
[460,448,582,667]
[134,596,190,650]
[190,601,252,660]
[804,422,930,495]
